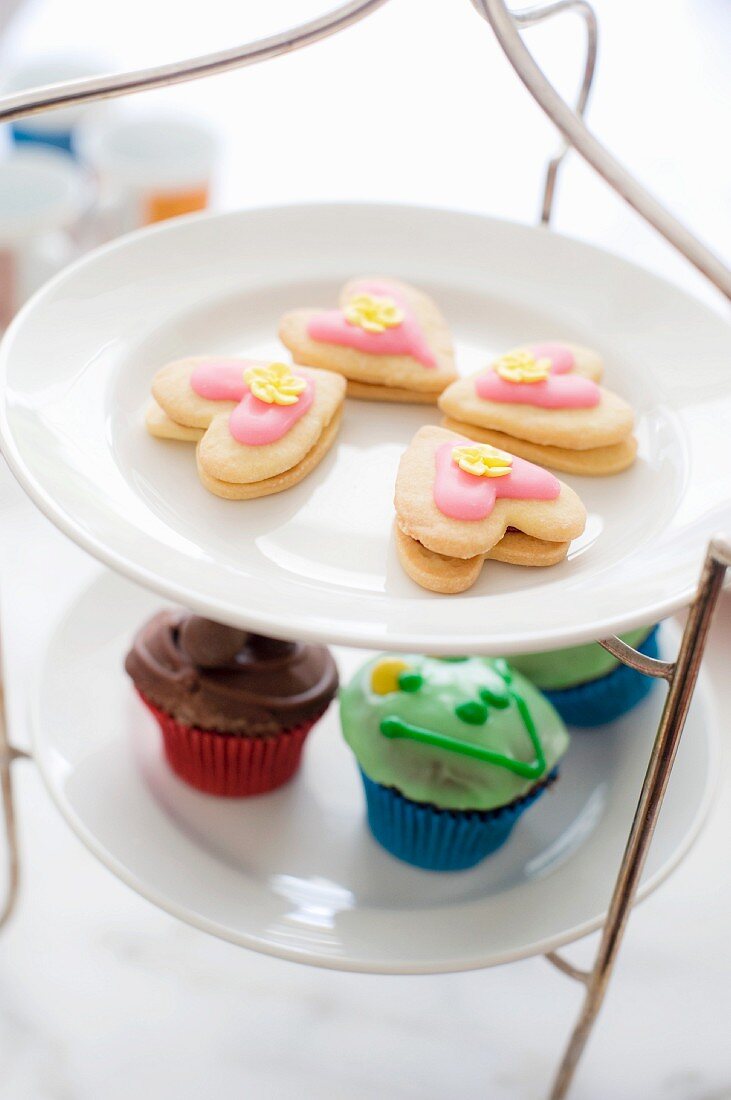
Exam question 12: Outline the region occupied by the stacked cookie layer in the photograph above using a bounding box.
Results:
[394,425,587,594]
[148,357,345,499]
[439,342,637,476]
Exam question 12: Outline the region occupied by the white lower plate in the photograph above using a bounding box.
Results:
[3,204,731,653]
[31,573,718,974]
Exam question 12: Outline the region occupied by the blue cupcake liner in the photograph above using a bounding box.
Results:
[359,767,558,872]
[543,626,660,728]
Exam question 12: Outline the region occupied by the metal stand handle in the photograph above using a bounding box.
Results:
[0,3,730,1097]
[505,1,598,226]
[0,0,389,126]
[472,0,731,300]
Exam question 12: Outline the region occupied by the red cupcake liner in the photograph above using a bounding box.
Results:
[136,690,320,797]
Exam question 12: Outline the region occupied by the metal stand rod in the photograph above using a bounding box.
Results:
[509,1,598,226]
[0,0,390,126]
[597,635,674,680]
[547,538,730,1100]
[544,951,590,985]
[474,0,731,301]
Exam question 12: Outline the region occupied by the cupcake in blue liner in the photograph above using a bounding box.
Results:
[509,626,660,728]
[340,654,569,871]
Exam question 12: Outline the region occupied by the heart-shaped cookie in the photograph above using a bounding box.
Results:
[148,357,346,499]
[439,343,636,476]
[395,425,586,593]
[279,277,457,403]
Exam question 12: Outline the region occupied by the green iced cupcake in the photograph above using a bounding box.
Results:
[509,626,659,727]
[340,654,569,870]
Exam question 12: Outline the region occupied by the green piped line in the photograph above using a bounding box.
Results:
[509,689,547,778]
[379,688,546,780]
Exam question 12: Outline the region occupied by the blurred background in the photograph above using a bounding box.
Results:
[1,2,730,1098]
[1,0,730,329]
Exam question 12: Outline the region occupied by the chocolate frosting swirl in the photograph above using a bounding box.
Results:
[125,611,339,735]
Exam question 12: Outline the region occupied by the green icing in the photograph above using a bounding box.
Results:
[398,671,423,693]
[381,687,546,779]
[454,700,489,725]
[340,654,569,812]
[479,684,510,709]
[509,628,653,691]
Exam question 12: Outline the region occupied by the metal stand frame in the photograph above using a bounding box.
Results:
[1,3,729,1097]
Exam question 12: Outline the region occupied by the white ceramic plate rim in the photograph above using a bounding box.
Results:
[2,201,730,654]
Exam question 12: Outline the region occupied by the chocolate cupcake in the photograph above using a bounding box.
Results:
[125,611,338,796]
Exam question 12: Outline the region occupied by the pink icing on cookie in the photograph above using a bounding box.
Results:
[306,281,437,368]
[476,370,600,409]
[433,441,560,522]
[190,360,314,446]
[190,359,252,402]
[530,343,575,374]
[229,380,314,445]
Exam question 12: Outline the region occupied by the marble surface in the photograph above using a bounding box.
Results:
[1,1,731,1097]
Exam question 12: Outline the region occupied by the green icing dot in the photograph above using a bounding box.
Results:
[455,700,488,725]
[398,671,423,693]
[438,656,468,662]
[479,685,510,709]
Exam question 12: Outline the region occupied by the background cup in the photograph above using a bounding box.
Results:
[0,146,89,329]
[83,112,218,238]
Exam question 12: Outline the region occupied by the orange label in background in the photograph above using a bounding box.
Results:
[143,185,209,225]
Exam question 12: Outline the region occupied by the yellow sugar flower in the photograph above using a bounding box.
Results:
[244,362,307,405]
[494,350,551,384]
[452,443,513,478]
[344,293,404,334]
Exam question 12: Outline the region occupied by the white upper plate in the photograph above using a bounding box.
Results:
[2,203,731,654]
[31,574,718,973]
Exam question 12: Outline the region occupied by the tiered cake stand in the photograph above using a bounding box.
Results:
[1,4,730,1098]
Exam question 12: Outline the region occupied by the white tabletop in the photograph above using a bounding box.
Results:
[1,1,730,1097]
